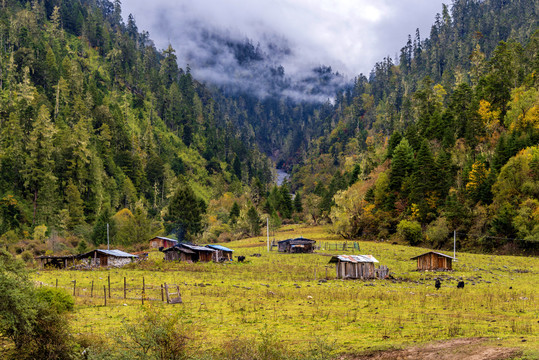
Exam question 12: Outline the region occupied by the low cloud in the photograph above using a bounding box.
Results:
[122,0,446,100]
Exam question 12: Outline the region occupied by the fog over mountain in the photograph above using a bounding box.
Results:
[122,0,446,100]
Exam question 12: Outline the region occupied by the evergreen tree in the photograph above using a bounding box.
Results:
[22,105,57,225]
[389,138,414,192]
[164,182,206,239]
[229,201,240,225]
[246,205,261,236]
[293,192,303,213]
[65,180,84,230]
[91,207,115,246]
[279,184,293,219]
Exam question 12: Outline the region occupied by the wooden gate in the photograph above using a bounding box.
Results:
[164,283,182,304]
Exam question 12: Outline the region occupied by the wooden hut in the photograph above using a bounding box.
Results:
[149,236,178,249]
[36,254,77,269]
[329,255,388,280]
[163,243,216,262]
[206,245,234,262]
[278,238,316,253]
[78,249,138,267]
[411,251,453,271]
[163,245,195,262]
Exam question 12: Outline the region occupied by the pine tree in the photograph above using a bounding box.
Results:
[389,138,414,192]
[246,205,260,236]
[229,201,240,225]
[91,207,115,246]
[164,182,206,238]
[65,180,84,229]
[22,105,57,225]
[294,192,303,213]
[411,139,435,220]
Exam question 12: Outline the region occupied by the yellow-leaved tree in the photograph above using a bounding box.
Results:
[504,86,539,132]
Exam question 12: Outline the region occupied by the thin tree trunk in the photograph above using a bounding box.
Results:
[32,188,38,225]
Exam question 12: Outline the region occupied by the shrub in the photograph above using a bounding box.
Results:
[35,287,75,313]
[397,219,423,245]
[33,225,48,241]
[0,250,77,359]
[425,217,450,248]
[114,309,191,360]
[20,250,34,263]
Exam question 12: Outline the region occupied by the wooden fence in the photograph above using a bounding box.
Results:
[36,275,182,306]
[270,241,360,252]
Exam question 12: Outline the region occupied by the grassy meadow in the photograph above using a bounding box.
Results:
[32,225,538,358]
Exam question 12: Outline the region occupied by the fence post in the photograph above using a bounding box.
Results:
[73,280,76,296]
[142,277,145,305]
[91,280,94,298]
[103,286,107,306]
[165,283,170,304]
[55,279,58,288]
[161,285,164,302]
[124,277,127,300]
[108,274,111,299]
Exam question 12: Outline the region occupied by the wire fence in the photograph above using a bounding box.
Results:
[36,275,182,306]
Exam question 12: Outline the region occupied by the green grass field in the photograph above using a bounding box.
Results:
[32,225,538,358]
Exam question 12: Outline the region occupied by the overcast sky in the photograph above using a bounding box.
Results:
[122,0,447,82]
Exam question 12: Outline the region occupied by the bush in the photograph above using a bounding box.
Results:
[113,309,191,360]
[0,250,77,359]
[397,219,423,245]
[20,250,34,263]
[425,217,450,248]
[33,225,48,241]
[35,287,75,313]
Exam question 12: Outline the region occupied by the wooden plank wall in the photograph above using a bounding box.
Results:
[336,261,382,279]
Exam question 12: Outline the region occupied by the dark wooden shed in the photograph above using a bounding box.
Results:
[163,245,195,262]
[411,251,453,271]
[36,255,77,269]
[278,238,316,253]
[149,236,178,249]
[163,243,216,262]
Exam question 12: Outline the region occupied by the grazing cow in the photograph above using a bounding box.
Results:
[237,256,245,262]
[435,279,441,290]
[457,281,465,289]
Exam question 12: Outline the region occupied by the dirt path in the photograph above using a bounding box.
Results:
[342,338,521,360]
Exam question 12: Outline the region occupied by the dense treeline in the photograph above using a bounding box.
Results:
[290,0,538,253]
[0,0,275,253]
[0,0,537,256]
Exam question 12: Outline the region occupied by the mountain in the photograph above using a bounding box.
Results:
[0,0,537,255]
[288,0,538,253]
[0,0,273,248]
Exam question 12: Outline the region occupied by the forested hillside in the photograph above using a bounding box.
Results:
[289,0,538,253]
[0,0,274,254]
[0,0,537,257]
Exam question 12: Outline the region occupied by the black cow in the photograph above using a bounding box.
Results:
[457,281,465,289]
[237,256,245,262]
[435,279,441,290]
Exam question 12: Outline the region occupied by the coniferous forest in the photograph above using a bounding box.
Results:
[0,0,538,258]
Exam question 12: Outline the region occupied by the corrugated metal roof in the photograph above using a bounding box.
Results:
[328,255,379,263]
[163,246,195,254]
[206,244,234,252]
[180,243,216,252]
[410,251,454,260]
[97,249,138,258]
[153,236,178,243]
[36,255,77,260]
[79,249,138,258]
[278,238,316,244]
